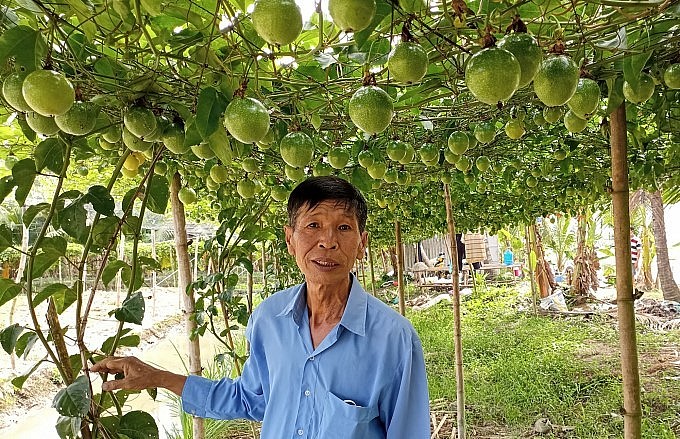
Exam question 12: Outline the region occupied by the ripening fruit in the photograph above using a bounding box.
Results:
[55,102,99,136]
[348,86,394,134]
[210,164,230,184]
[543,106,563,124]
[178,187,198,204]
[280,131,314,168]
[567,78,600,118]
[237,179,256,198]
[386,140,408,162]
[367,161,387,179]
[241,157,259,173]
[563,110,587,133]
[328,0,376,33]
[504,119,525,139]
[533,55,579,107]
[162,123,189,154]
[664,64,680,89]
[270,185,288,202]
[327,147,350,169]
[102,125,122,143]
[190,143,216,160]
[2,71,31,112]
[497,33,543,88]
[623,72,655,104]
[123,127,153,152]
[387,41,428,84]
[25,112,59,136]
[251,0,303,46]
[124,106,157,139]
[123,153,140,171]
[224,97,270,144]
[465,47,521,105]
[447,131,469,155]
[473,121,496,144]
[284,164,306,181]
[312,161,333,176]
[22,70,75,116]
[357,150,375,168]
[475,156,491,172]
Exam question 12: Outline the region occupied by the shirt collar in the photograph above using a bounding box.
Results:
[276,274,367,337]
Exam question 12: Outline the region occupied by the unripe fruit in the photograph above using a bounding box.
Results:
[22,70,75,116]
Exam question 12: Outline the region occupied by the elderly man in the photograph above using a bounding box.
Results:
[92,176,430,438]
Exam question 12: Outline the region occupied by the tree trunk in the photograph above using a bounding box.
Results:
[444,184,466,439]
[9,216,29,370]
[394,221,406,316]
[531,225,555,297]
[388,246,398,275]
[610,104,642,439]
[571,210,598,301]
[649,190,680,301]
[170,172,205,439]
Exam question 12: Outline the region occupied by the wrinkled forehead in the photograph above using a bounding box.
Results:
[292,199,359,224]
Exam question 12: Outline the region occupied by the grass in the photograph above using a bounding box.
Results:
[410,286,680,438]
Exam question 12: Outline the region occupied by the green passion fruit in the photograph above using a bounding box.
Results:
[55,102,99,136]
[2,71,31,112]
[279,131,314,168]
[447,131,469,155]
[664,64,680,89]
[497,33,543,88]
[328,0,376,33]
[22,70,75,116]
[124,106,157,139]
[623,72,655,104]
[251,0,303,46]
[348,86,394,135]
[224,97,270,144]
[533,55,579,107]
[25,112,59,136]
[387,41,428,84]
[567,78,600,118]
[465,47,521,105]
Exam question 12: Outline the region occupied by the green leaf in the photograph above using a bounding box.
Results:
[12,359,44,389]
[53,285,77,314]
[183,119,203,148]
[623,52,652,90]
[32,282,70,307]
[122,187,138,213]
[102,259,130,287]
[60,200,88,242]
[138,256,161,271]
[52,375,91,417]
[208,127,233,164]
[237,257,253,274]
[195,87,228,140]
[163,5,204,29]
[101,332,140,354]
[605,76,625,115]
[23,202,50,227]
[41,235,68,255]
[354,0,391,50]
[35,138,67,173]
[114,291,145,325]
[15,331,38,358]
[87,185,115,216]
[0,176,16,205]
[55,416,82,439]
[0,223,13,253]
[118,410,159,439]
[92,216,120,248]
[0,25,47,71]
[140,0,161,15]
[146,174,169,214]
[12,158,36,206]
[31,251,60,278]
[0,323,23,354]
[0,278,22,308]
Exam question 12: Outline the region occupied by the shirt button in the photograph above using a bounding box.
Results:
[309,356,315,361]
[304,390,311,396]
[297,429,304,435]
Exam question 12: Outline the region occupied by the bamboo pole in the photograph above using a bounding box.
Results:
[151,228,157,318]
[444,184,466,439]
[367,235,376,296]
[170,172,205,439]
[525,226,538,316]
[395,220,406,316]
[610,104,642,438]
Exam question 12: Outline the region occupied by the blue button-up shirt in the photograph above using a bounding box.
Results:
[182,275,430,438]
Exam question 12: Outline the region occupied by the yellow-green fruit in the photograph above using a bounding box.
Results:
[205,176,220,192]
[312,161,333,176]
[386,140,408,162]
[367,161,387,179]
[418,143,439,162]
[121,167,138,178]
[22,70,75,116]
[237,179,256,198]
[398,143,415,165]
[210,164,230,183]
[124,106,157,139]
[465,47,521,105]
[567,78,600,118]
[162,124,189,154]
[526,175,538,187]
[99,137,118,151]
[25,112,59,136]
[533,112,547,126]
[2,72,31,112]
[348,86,393,135]
[475,156,491,172]
[533,55,579,107]
[497,33,542,88]
[191,143,216,159]
[328,0,376,32]
[280,131,314,168]
[241,157,259,173]
[178,187,197,204]
[270,185,288,202]
[623,72,655,104]
[543,106,563,124]
[285,164,305,181]
[474,121,495,144]
[455,156,470,172]
[123,127,153,152]
[504,119,525,139]
[123,154,140,171]
[257,127,275,148]
[55,102,99,135]
[224,97,270,144]
[154,161,168,175]
[387,41,428,84]
[328,147,350,169]
[443,149,459,164]
[383,168,398,183]
[357,149,375,168]
[396,170,411,185]
[447,131,469,155]
[563,110,587,133]
[102,125,122,143]
[251,0,302,46]
[664,64,680,89]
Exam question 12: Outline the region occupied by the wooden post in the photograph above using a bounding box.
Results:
[525,226,538,316]
[394,220,406,316]
[367,235,376,296]
[610,103,642,438]
[444,184,466,439]
[261,240,267,296]
[151,228,157,318]
[170,173,205,439]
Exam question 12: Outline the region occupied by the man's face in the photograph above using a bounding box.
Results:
[284,200,367,286]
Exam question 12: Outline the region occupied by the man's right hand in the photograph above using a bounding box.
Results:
[90,356,187,396]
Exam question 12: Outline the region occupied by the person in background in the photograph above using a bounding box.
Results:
[630,226,642,279]
[91,176,430,439]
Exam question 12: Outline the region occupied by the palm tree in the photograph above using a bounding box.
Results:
[540,214,576,273]
[649,189,680,301]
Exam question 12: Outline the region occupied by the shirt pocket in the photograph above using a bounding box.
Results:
[318,391,379,438]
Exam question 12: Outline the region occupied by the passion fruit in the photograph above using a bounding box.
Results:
[465,47,521,105]
[563,110,587,133]
[387,41,428,84]
[327,147,350,169]
[25,112,60,136]
[22,70,75,116]
[54,102,99,136]
[543,106,563,124]
[178,187,197,205]
[473,121,496,144]
[348,86,394,135]
[497,33,542,88]
[533,55,579,107]
[279,131,314,168]
[251,0,303,46]
[504,119,525,139]
[567,78,600,118]
[664,64,680,89]
[447,131,469,155]
[162,123,189,154]
[224,97,270,144]
[623,72,655,104]
[2,71,31,112]
[124,106,157,139]
[328,0,376,33]
[237,179,256,198]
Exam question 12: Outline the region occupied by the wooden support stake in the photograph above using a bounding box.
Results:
[444,184,465,439]
[395,220,406,316]
[610,104,642,439]
[368,235,376,296]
